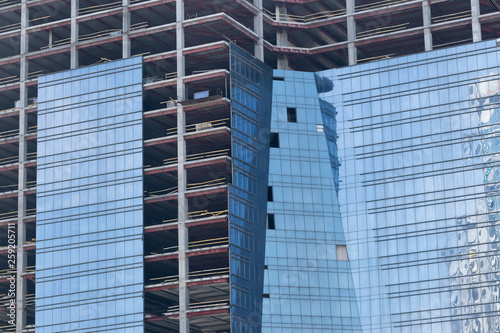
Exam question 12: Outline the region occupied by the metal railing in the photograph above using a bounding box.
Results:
[0,124,35,138]
[0,267,15,275]
[0,155,19,166]
[263,7,346,23]
[186,148,230,162]
[0,152,36,167]
[0,324,16,332]
[357,22,410,39]
[145,117,229,139]
[0,0,20,8]
[145,185,178,197]
[356,0,412,12]
[145,177,226,197]
[165,72,177,80]
[160,217,177,224]
[432,10,471,24]
[0,75,19,85]
[147,236,228,256]
[0,128,19,139]
[0,72,41,85]
[79,0,123,15]
[148,267,229,285]
[188,209,228,219]
[153,208,228,225]
[51,22,147,45]
[0,183,18,192]
[167,298,230,312]
[0,15,50,34]
[187,178,226,191]
[79,0,150,14]
[188,236,228,249]
[25,237,36,245]
[27,125,37,134]
[144,71,176,85]
[144,148,230,169]
[0,208,36,221]
[185,118,229,133]
[358,53,395,63]
[0,180,36,193]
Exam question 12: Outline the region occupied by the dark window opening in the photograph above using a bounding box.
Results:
[270,133,279,148]
[267,214,275,229]
[287,107,297,122]
[263,293,270,298]
[273,76,284,81]
[267,187,274,202]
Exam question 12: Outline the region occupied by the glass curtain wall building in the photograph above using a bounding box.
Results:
[28,31,500,333]
[36,58,144,332]
[263,71,360,332]
[315,39,500,332]
[33,45,274,332]
[1,0,500,331]
[19,31,500,333]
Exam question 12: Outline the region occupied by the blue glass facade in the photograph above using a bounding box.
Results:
[317,40,500,332]
[36,58,144,332]
[263,70,360,332]
[228,44,273,332]
[30,34,500,333]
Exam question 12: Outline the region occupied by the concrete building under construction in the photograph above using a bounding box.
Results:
[0,0,499,332]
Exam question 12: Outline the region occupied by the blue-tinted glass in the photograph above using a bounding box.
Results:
[265,70,360,332]
[228,44,273,332]
[317,39,500,332]
[36,57,144,332]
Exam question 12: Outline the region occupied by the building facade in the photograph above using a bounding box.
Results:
[318,39,500,332]
[0,0,499,332]
[36,57,145,332]
[34,45,274,333]
[263,70,360,332]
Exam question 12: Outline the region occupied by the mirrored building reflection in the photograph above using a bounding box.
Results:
[313,40,500,332]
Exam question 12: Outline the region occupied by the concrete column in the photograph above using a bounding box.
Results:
[276,4,289,70]
[422,0,432,51]
[470,0,482,42]
[176,1,189,332]
[346,0,356,65]
[122,0,131,58]
[17,3,28,332]
[71,0,79,68]
[253,0,264,61]
[277,55,289,70]
[48,29,53,48]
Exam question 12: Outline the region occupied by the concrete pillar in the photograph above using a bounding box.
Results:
[71,0,79,68]
[470,0,482,42]
[422,0,432,51]
[346,0,357,65]
[48,29,53,48]
[122,0,131,58]
[176,1,189,332]
[17,2,28,332]
[277,55,289,70]
[254,0,264,61]
[276,4,289,70]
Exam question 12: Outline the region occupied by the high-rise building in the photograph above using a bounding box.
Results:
[317,39,500,333]
[0,0,499,332]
